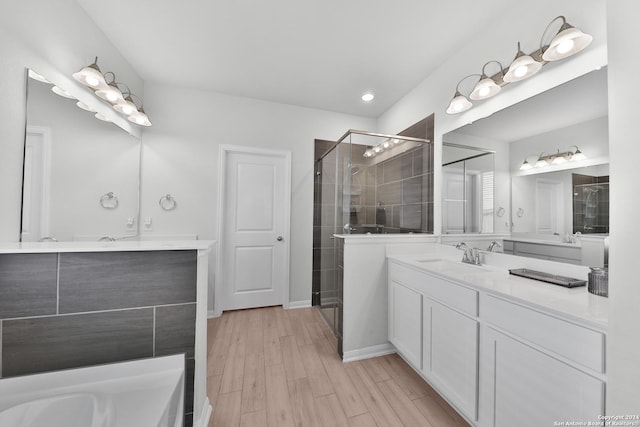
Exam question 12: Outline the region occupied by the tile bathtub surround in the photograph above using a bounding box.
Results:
[2,308,154,376]
[0,253,58,319]
[58,250,197,313]
[0,249,199,427]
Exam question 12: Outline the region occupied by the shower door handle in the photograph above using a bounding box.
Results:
[277,236,284,242]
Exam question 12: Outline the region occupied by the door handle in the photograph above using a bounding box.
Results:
[277,236,284,242]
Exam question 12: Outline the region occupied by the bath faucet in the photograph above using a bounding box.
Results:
[488,241,502,252]
[456,242,480,265]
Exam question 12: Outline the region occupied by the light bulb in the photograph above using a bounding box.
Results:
[514,66,528,78]
[557,39,575,54]
[373,145,383,153]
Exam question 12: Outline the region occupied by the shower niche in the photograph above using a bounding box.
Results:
[573,173,609,234]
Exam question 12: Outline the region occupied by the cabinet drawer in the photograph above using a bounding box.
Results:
[481,294,604,373]
[389,261,478,316]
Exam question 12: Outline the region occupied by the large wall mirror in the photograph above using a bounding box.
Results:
[21,69,141,242]
[442,67,608,243]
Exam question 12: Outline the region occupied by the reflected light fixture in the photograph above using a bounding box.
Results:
[541,16,593,62]
[470,61,504,100]
[28,69,50,84]
[503,42,542,83]
[51,85,75,99]
[76,101,95,112]
[446,74,479,115]
[521,146,587,171]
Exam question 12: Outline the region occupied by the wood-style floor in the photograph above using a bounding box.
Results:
[206,306,469,427]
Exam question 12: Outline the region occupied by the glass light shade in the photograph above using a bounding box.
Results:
[519,160,533,171]
[76,101,95,112]
[392,138,401,144]
[382,140,391,149]
[535,157,549,168]
[373,145,383,153]
[572,149,587,161]
[51,86,75,99]
[542,25,593,61]
[446,92,472,114]
[469,76,501,100]
[552,155,567,165]
[95,83,125,104]
[503,53,542,83]
[363,149,374,158]
[73,63,106,89]
[128,108,151,126]
[113,97,138,115]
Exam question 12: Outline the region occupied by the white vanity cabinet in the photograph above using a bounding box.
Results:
[479,295,605,426]
[388,260,479,423]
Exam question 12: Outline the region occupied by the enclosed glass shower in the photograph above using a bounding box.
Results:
[312,129,433,332]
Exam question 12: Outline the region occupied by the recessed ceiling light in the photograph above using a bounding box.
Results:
[361,92,374,102]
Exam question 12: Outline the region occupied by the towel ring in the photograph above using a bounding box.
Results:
[100,192,119,209]
[517,207,525,218]
[496,207,505,217]
[159,194,177,211]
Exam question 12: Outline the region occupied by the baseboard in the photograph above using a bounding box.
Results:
[207,310,221,319]
[342,343,396,362]
[193,397,212,427]
[287,300,312,309]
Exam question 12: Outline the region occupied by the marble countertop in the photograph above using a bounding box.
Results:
[0,240,215,254]
[388,245,608,330]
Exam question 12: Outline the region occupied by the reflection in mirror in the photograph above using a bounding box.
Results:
[442,143,495,234]
[21,69,141,242]
[512,163,609,238]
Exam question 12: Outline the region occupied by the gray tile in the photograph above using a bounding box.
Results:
[413,147,425,176]
[2,308,153,376]
[401,204,423,230]
[59,251,197,313]
[383,156,402,183]
[155,304,196,358]
[377,181,401,206]
[0,253,57,320]
[185,358,195,413]
[402,176,423,204]
[401,153,413,179]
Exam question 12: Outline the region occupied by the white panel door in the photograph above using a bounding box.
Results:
[220,147,291,311]
[21,127,50,242]
[536,179,561,234]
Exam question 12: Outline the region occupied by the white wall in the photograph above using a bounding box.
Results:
[139,82,375,308]
[606,0,640,414]
[0,0,144,241]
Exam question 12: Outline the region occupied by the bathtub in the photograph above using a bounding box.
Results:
[0,354,184,427]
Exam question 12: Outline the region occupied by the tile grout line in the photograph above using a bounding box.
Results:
[152,306,156,357]
[56,253,60,315]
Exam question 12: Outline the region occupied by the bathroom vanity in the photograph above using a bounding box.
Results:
[387,245,607,426]
[0,240,214,427]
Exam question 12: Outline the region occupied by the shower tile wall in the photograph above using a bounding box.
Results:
[0,250,197,427]
[350,144,434,233]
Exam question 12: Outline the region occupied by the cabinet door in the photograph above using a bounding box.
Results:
[423,299,478,422]
[388,280,422,369]
[480,327,604,427]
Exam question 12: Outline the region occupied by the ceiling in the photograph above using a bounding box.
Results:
[450,67,609,143]
[76,0,513,118]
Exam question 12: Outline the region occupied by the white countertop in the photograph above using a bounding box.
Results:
[388,245,608,330]
[0,240,215,254]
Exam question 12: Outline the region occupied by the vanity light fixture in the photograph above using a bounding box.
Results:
[76,101,96,112]
[540,16,593,62]
[446,15,592,115]
[521,146,588,171]
[28,69,50,84]
[73,57,151,126]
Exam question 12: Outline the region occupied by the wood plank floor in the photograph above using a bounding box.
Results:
[207,306,469,427]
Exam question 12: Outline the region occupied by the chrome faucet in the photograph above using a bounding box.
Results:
[456,242,480,265]
[488,241,502,252]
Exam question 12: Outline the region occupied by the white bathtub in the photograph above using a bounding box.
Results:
[0,354,185,427]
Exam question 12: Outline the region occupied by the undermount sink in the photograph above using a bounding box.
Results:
[416,258,487,273]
